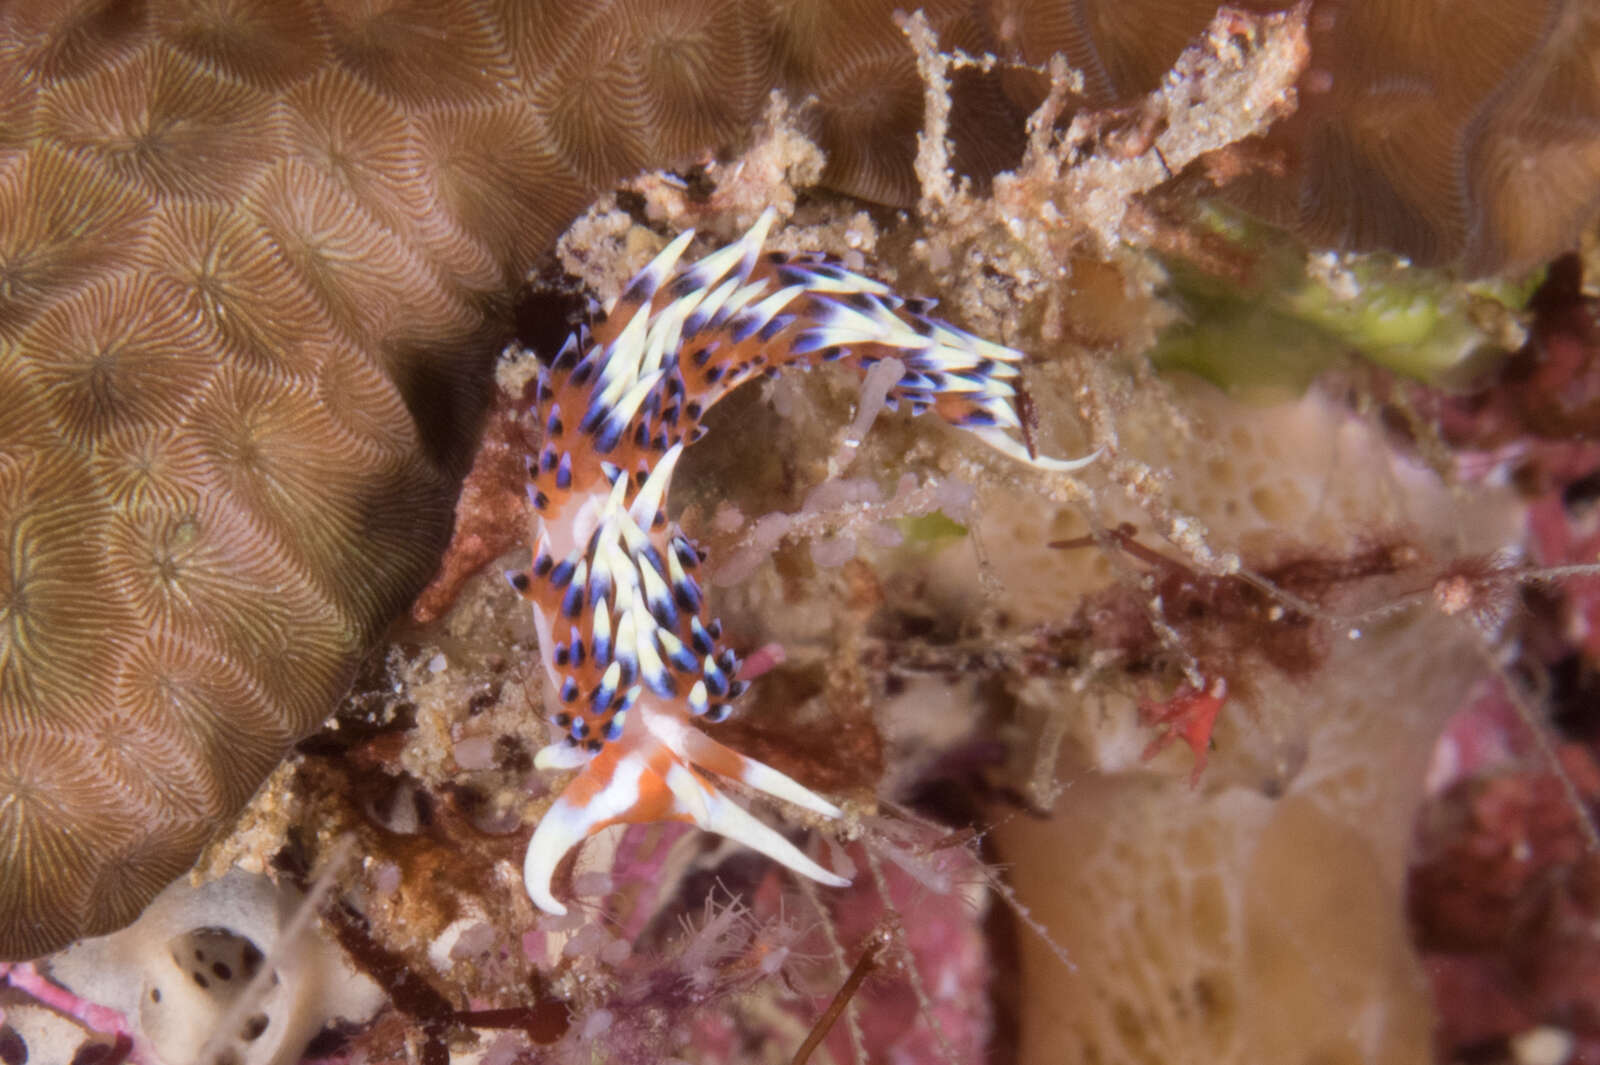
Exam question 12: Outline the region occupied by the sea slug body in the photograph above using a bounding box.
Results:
[508,209,1094,913]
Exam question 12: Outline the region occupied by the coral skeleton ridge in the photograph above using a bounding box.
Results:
[509,209,1092,912]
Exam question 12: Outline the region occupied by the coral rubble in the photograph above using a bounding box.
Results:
[988,0,1600,273]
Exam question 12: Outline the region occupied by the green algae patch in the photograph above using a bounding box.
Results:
[1152,213,1538,393]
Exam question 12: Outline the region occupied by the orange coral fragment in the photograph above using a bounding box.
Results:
[411,397,532,624]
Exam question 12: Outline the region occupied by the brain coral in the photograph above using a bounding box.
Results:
[1,0,1597,959]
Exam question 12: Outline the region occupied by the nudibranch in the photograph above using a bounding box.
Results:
[507,209,1094,913]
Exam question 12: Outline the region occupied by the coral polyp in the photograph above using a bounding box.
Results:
[509,208,1094,912]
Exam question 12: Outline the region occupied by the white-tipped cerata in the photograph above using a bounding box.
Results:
[513,209,1098,913]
